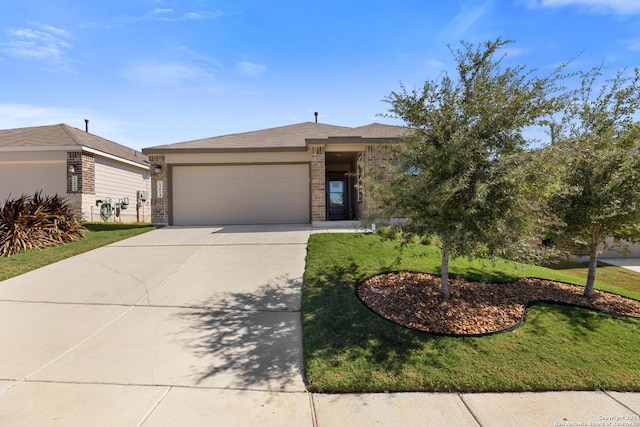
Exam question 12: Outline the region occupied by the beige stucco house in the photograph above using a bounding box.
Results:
[142,122,406,226]
[0,123,151,223]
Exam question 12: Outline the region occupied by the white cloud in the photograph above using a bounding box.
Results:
[527,0,640,14]
[624,37,640,51]
[150,8,173,15]
[1,24,72,64]
[0,104,98,130]
[235,61,266,76]
[38,24,71,38]
[0,104,71,126]
[182,12,204,20]
[0,103,146,149]
[424,58,445,69]
[503,47,528,57]
[123,8,223,23]
[120,61,208,84]
[441,0,494,39]
[159,10,223,21]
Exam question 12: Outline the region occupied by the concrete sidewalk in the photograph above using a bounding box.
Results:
[0,225,638,426]
[602,257,640,273]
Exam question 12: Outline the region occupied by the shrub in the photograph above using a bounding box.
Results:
[377,224,434,246]
[0,192,86,257]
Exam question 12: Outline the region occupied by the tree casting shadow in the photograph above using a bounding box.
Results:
[174,275,304,392]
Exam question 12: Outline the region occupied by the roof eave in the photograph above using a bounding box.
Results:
[142,146,308,155]
[305,137,403,144]
[0,145,149,169]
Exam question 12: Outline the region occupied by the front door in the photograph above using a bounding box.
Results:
[326,172,348,220]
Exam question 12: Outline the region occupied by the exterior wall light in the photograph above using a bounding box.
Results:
[154,165,162,174]
[68,164,76,174]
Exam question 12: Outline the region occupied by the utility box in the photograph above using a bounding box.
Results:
[137,190,148,202]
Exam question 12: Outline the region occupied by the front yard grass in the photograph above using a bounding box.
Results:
[0,223,157,282]
[302,233,640,393]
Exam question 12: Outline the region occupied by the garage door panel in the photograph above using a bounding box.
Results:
[172,165,309,225]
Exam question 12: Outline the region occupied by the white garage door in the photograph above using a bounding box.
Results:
[172,164,310,225]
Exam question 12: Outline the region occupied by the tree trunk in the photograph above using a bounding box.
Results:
[584,235,599,298]
[441,243,450,300]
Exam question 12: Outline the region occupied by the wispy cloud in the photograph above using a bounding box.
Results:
[122,8,224,23]
[623,37,640,51]
[0,103,96,130]
[120,61,210,84]
[422,58,446,72]
[236,61,266,76]
[503,47,529,57]
[441,0,494,39]
[150,8,173,15]
[1,23,73,66]
[525,0,640,14]
[0,103,145,149]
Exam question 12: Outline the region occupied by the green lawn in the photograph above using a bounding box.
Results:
[0,223,157,282]
[302,233,640,393]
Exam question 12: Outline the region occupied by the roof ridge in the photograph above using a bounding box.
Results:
[167,121,350,146]
[59,123,82,146]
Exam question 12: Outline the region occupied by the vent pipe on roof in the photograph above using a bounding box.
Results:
[314,112,318,123]
[84,119,89,133]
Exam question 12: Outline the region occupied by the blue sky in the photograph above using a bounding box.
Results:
[1,0,639,150]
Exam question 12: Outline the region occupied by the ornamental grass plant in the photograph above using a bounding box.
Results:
[0,192,86,257]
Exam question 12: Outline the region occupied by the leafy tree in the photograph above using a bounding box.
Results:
[370,38,568,299]
[545,66,640,297]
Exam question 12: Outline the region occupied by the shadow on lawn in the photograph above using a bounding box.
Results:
[524,301,640,338]
[83,223,155,232]
[174,275,304,392]
[301,259,480,391]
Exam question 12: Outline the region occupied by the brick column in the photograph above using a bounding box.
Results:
[149,155,169,224]
[66,151,95,220]
[310,145,326,221]
[363,144,391,216]
[66,151,95,195]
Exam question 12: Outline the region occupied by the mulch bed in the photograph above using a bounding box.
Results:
[357,272,640,336]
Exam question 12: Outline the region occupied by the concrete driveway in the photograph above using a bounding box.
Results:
[0,225,313,426]
[602,257,640,273]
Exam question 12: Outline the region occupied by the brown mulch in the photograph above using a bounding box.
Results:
[357,272,640,336]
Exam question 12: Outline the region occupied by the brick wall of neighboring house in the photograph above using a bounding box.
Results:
[149,154,168,224]
[310,145,326,221]
[66,151,95,195]
[363,144,392,216]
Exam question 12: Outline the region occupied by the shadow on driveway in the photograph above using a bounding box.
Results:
[175,276,305,392]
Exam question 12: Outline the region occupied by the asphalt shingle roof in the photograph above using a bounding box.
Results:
[143,122,407,152]
[0,124,148,166]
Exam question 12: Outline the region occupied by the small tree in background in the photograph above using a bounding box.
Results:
[369,38,569,300]
[545,66,640,297]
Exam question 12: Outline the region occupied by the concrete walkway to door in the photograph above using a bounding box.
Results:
[0,225,639,426]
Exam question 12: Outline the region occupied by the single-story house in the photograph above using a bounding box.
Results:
[0,123,151,223]
[142,122,406,226]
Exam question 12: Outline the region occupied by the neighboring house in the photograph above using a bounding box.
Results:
[585,239,640,260]
[0,123,151,223]
[142,122,406,226]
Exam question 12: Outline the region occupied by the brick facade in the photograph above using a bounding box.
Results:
[310,145,326,221]
[66,151,95,195]
[363,144,392,216]
[149,155,169,224]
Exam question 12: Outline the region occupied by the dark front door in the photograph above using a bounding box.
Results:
[326,172,348,220]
